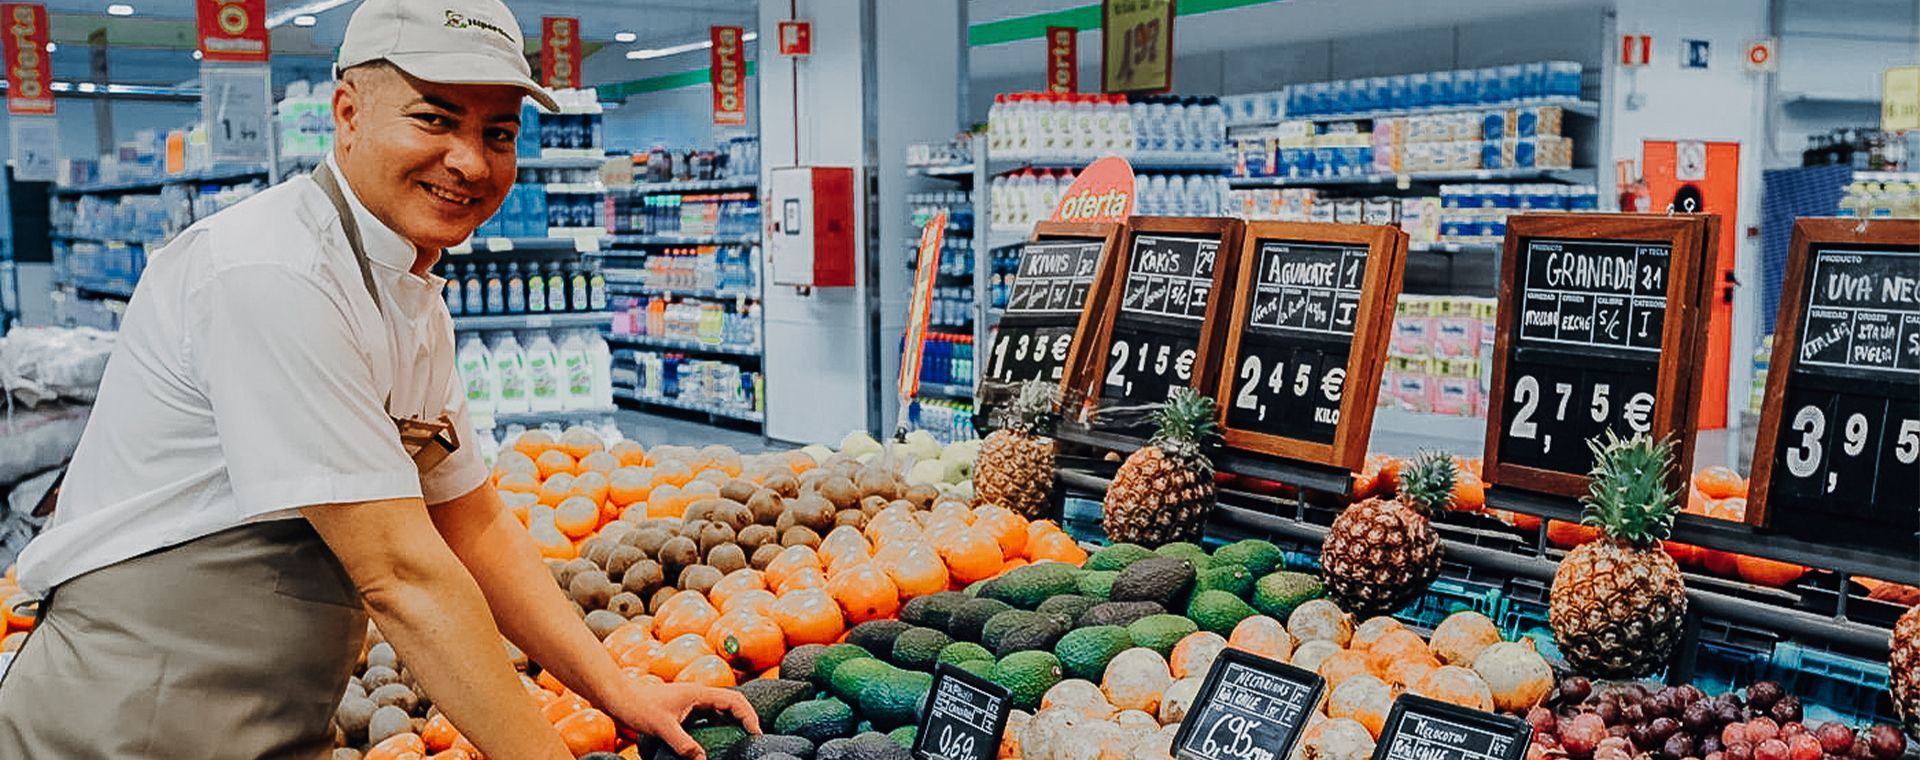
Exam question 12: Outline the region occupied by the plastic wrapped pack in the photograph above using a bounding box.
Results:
[0,326,116,407]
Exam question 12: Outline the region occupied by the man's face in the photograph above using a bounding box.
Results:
[333,65,524,253]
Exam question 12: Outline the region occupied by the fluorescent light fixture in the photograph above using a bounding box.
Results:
[625,31,756,61]
[266,0,351,28]
[76,82,97,92]
[292,14,317,27]
[50,81,70,92]
[615,31,637,43]
[43,42,54,53]
[106,3,133,15]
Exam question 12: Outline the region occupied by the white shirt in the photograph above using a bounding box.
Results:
[17,157,489,596]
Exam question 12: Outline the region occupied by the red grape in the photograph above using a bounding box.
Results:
[1725,724,1751,746]
[1770,697,1804,725]
[1600,737,1636,756]
[1664,733,1698,760]
[1528,706,1558,735]
[1747,682,1784,710]
[1756,738,1792,760]
[1815,724,1856,755]
[1726,741,1755,760]
[1562,714,1608,756]
[1749,718,1782,744]
[1789,733,1823,760]
[1865,726,1906,760]
[1782,723,1809,740]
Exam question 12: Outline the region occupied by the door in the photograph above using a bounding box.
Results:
[1642,140,1740,430]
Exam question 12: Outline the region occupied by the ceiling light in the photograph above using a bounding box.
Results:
[106,4,133,16]
[292,14,317,27]
[266,0,352,28]
[615,31,637,43]
[625,31,757,61]
[191,50,203,60]
[76,82,97,92]
[43,42,54,53]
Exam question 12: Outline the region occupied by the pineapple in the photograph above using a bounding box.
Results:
[1321,451,1448,617]
[1894,603,1919,737]
[1549,430,1689,679]
[1102,388,1218,546]
[972,380,1060,518]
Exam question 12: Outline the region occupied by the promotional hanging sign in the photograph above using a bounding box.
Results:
[541,16,581,89]
[900,209,950,402]
[2,3,53,115]
[1102,0,1174,94]
[1046,26,1078,94]
[712,26,748,125]
[197,0,269,63]
[778,20,811,56]
[1049,156,1136,224]
[1883,66,1920,132]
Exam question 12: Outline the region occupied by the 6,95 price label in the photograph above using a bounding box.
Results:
[1173,649,1323,760]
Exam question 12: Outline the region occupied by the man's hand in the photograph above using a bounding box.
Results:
[610,683,762,760]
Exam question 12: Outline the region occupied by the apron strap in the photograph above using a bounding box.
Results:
[313,163,384,317]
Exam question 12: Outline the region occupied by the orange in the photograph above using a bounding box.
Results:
[364,733,427,760]
[929,502,974,527]
[939,527,1005,584]
[421,714,460,752]
[1544,520,1600,549]
[611,440,651,467]
[882,544,950,599]
[1448,471,1486,513]
[536,449,579,480]
[674,654,738,687]
[555,496,602,540]
[708,569,768,611]
[612,638,663,671]
[429,748,474,760]
[770,587,846,646]
[1170,632,1227,679]
[541,692,593,723]
[1735,554,1807,587]
[572,471,611,506]
[1707,497,1748,521]
[818,526,873,572]
[1664,540,1702,568]
[608,467,653,507]
[825,562,901,624]
[651,632,715,680]
[1694,466,1747,500]
[707,609,786,672]
[654,593,720,641]
[514,430,557,459]
[764,546,823,590]
[3,593,35,632]
[536,473,578,507]
[702,446,744,478]
[495,450,538,477]
[775,566,829,596]
[646,484,685,519]
[531,525,577,560]
[1025,519,1060,546]
[653,460,695,488]
[555,708,620,756]
[720,589,777,616]
[1025,531,1087,565]
[972,506,1029,558]
[1227,615,1290,660]
[1386,657,1439,695]
[603,620,653,650]
[578,450,621,475]
[495,471,540,495]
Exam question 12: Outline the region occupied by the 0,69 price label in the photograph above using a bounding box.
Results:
[1500,360,1658,475]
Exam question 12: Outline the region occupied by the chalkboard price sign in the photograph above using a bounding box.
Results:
[1484,214,1715,499]
[1370,694,1533,760]
[979,222,1123,431]
[1748,218,1920,555]
[1215,222,1407,470]
[914,663,1013,760]
[1070,217,1245,439]
[1173,647,1325,760]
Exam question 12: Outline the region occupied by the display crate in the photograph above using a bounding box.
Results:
[1060,496,1106,544]
[1393,576,1507,634]
[1768,643,1898,728]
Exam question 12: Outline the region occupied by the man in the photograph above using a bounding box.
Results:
[0,1,757,757]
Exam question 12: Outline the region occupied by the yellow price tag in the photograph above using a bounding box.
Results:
[1102,0,1174,94]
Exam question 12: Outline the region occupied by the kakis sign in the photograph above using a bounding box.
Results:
[197,0,270,63]
[3,3,52,114]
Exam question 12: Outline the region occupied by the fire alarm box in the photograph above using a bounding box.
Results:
[768,166,855,287]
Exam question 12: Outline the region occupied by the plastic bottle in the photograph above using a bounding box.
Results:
[443,263,464,316]
[568,263,589,313]
[1202,97,1227,155]
[545,262,566,312]
[484,263,504,315]
[525,331,562,412]
[558,330,592,411]
[1074,94,1100,161]
[987,94,1008,156]
[587,260,607,311]
[589,331,614,408]
[462,264,483,315]
[506,262,526,314]
[457,335,496,419]
[527,261,547,313]
[490,332,531,414]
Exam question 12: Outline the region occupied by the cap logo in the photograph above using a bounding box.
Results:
[444,10,515,46]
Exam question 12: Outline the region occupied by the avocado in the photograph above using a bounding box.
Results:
[935,641,994,668]
[811,644,875,688]
[735,734,816,760]
[777,644,830,686]
[964,578,992,596]
[846,620,912,656]
[979,562,1080,609]
[1187,589,1258,635]
[1053,625,1134,682]
[1075,570,1118,600]
[856,670,934,729]
[898,591,969,630]
[1110,556,1197,609]
[1126,614,1200,657]
[992,618,1067,658]
[1077,600,1167,628]
[690,725,750,760]
[947,597,1014,642]
[818,732,911,760]
[1084,543,1156,572]
[1250,571,1324,621]
[735,679,814,726]
[1210,539,1285,576]
[1153,542,1211,566]
[886,726,916,750]
[827,658,896,704]
[775,699,857,745]
[1033,594,1096,627]
[988,651,1064,711]
[955,659,993,679]
[889,627,953,672]
[1195,564,1254,600]
[980,610,1043,653]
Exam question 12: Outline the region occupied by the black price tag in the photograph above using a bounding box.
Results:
[1093,233,1220,437]
[1120,234,1221,322]
[985,323,1079,386]
[1172,648,1325,760]
[1007,239,1105,316]
[979,234,1113,430]
[914,663,1013,760]
[1370,694,1533,760]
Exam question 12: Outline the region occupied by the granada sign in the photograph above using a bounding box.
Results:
[711,26,747,125]
[2,3,51,115]
[1050,156,1136,224]
[197,0,269,63]
[541,16,580,89]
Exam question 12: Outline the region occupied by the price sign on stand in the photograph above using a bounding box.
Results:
[1747,218,1920,555]
[1071,217,1244,440]
[913,663,1012,760]
[202,65,273,164]
[1172,647,1324,760]
[1484,214,1716,498]
[1370,694,1533,760]
[978,220,1123,430]
[1214,222,1407,471]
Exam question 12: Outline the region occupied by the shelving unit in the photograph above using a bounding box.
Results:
[449,236,603,255]
[486,407,620,430]
[50,163,270,196]
[1227,167,1597,188]
[605,333,762,358]
[453,312,609,332]
[613,387,764,424]
[1225,97,1600,129]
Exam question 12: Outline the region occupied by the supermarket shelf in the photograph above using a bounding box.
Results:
[53,164,270,195]
[452,312,609,331]
[53,234,157,247]
[984,227,1033,250]
[1226,98,1599,129]
[1227,167,1595,188]
[605,333,762,358]
[908,164,976,178]
[449,236,604,254]
[605,232,760,246]
[916,382,975,400]
[538,148,606,160]
[1851,171,1920,183]
[543,182,607,194]
[610,176,759,194]
[63,279,136,300]
[990,156,1233,174]
[484,406,619,428]
[605,282,760,300]
[519,155,609,170]
[613,387,764,423]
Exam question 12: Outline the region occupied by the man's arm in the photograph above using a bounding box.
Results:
[303,498,572,760]
[430,485,760,759]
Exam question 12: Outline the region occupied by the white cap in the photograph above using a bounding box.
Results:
[336,0,560,112]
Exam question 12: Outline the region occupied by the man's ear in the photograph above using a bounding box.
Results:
[332,80,361,153]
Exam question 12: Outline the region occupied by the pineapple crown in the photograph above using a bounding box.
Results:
[992,380,1060,436]
[1395,451,1458,517]
[1149,387,1219,459]
[1581,430,1681,549]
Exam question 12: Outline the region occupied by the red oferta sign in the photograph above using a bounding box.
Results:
[1050,156,1136,224]
[711,26,747,125]
[196,0,269,63]
[541,16,580,89]
[3,3,51,114]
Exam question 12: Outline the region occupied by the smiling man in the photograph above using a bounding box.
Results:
[0,1,755,758]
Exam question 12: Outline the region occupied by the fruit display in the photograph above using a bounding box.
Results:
[1523,677,1909,760]
[0,563,31,655]
[974,381,1060,519]
[1102,389,1220,546]
[1321,450,1448,617]
[1896,605,1919,737]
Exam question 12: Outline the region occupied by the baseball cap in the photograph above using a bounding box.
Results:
[336,0,560,112]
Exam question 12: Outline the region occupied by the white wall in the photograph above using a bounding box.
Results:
[1770,0,1918,164]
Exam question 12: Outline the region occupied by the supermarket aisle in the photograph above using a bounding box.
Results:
[613,409,782,454]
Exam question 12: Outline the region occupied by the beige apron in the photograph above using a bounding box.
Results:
[0,165,457,759]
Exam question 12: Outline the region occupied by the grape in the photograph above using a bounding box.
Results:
[1685,703,1719,733]
[1625,704,1649,724]
[1782,723,1809,740]
[1598,701,1622,725]
[1609,725,1635,743]
[1746,682,1785,711]
[1651,718,1683,742]
[1557,677,1594,707]
[1726,741,1755,760]
[1701,736,1725,756]
[1624,685,1652,704]
[1725,724,1752,747]
[1600,737,1637,756]
[1679,685,1708,706]
[1635,724,1660,750]
[1815,723,1856,754]
[1749,718,1782,745]
[1757,738,1792,760]
[1865,726,1906,760]
[1528,706,1558,735]
[1851,736,1872,759]
[1769,697,1803,725]
[1789,733,1823,760]
[1664,733,1699,760]
[1717,704,1746,727]
[1651,690,1679,719]
[1562,714,1608,756]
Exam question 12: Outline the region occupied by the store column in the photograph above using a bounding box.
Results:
[756,0,966,444]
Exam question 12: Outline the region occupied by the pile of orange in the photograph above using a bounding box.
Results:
[1352,452,1487,513]
[0,564,31,652]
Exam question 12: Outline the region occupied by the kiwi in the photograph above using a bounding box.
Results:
[764,473,800,498]
[624,528,672,557]
[835,510,868,529]
[679,519,709,540]
[370,682,420,715]
[597,521,636,543]
[558,558,599,590]
[737,524,778,550]
[681,499,719,523]
[781,526,823,548]
[648,587,680,614]
[336,696,377,738]
[799,468,834,493]
[775,506,798,533]
[818,476,860,510]
[658,536,700,572]
[697,522,737,555]
[569,571,616,610]
[679,565,724,595]
[343,680,368,702]
[361,665,401,691]
[607,592,646,618]
[581,538,616,568]
[791,496,836,532]
[902,484,939,510]
[856,466,900,500]
[365,641,397,672]
[367,705,411,746]
[621,559,665,596]
[645,517,684,535]
[546,559,569,587]
[720,479,758,503]
[605,545,646,580]
[858,495,889,515]
[711,500,753,533]
[747,490,785,525]
[750,543,783,570]
[708,543,749,574]
[584,609,628,639]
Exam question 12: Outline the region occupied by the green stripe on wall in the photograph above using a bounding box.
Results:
[597,60,757,100]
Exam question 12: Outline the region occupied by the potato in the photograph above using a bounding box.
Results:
[708,543,748,574]
[605,545,646,580]
[366,705,412,746]
[747,490,784,526]
[679,565,723,595]
[658,536,700,572]
[750,543,783,570]
[369,682,420,715]
[781,526,822,549]
[697,522,737,556]
[607,592,647,618]
[621,559,665,596]
[584,609,628,640]
[720,479,758,503]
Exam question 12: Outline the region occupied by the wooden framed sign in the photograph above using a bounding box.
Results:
[1214,222,1407,471]
[1483,213,1716,498]
[1171,647,1325,760]
[1370,694,1533,760]
[1067,216,1245,440]
[1747,218,1919,555]
[977,221,1124,430]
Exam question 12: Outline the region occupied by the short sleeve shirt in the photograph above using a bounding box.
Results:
[16,158,489,596]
